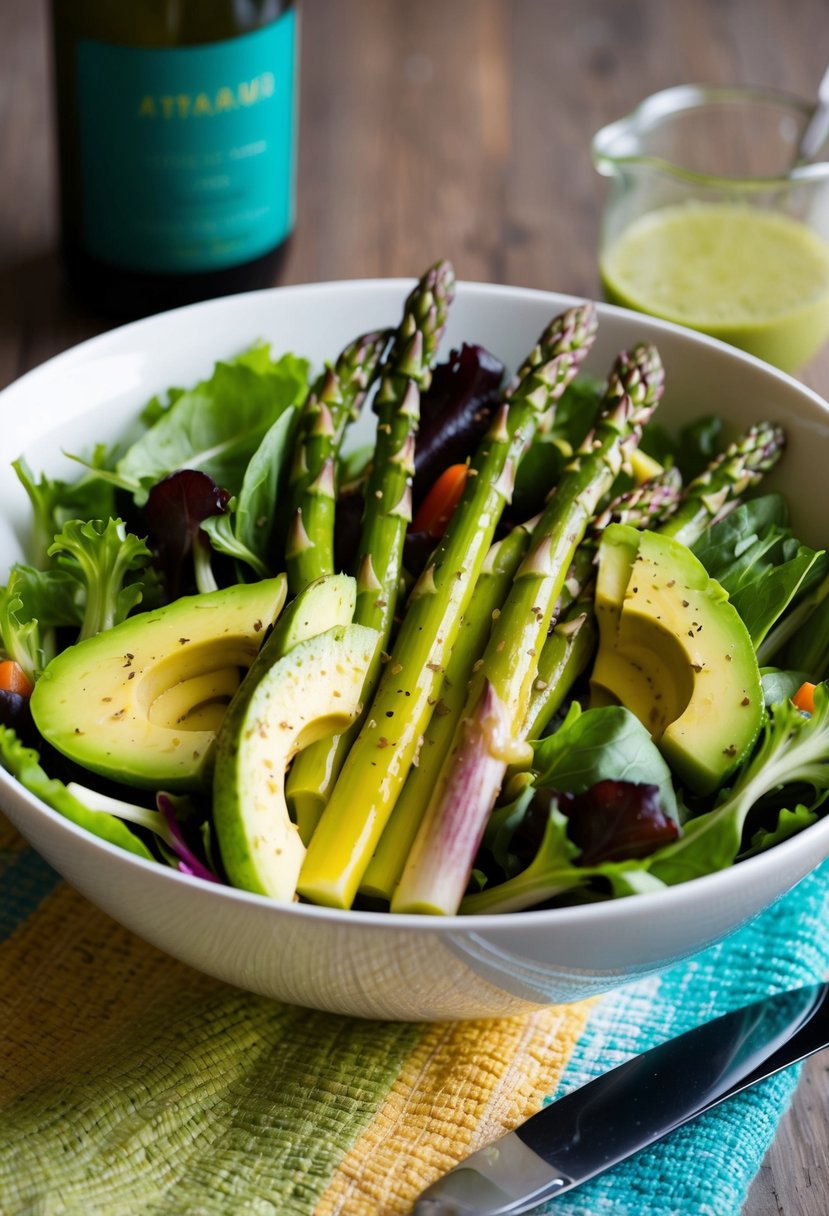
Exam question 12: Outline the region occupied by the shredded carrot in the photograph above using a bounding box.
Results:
[0,660,34,697]
[412,464,468,537]
[792,681,816,714]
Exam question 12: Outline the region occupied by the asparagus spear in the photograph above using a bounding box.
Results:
[359,521,533,900]
[522,468,682,741]
[522,605,597,741]
[358,375,614,900]
[656,421,785,547]
[296,303,599,907]
[287,260,455,837]
[353,261,456,624]
[391,342,665,915]
[361,444,676,900]
[286,329,391,595]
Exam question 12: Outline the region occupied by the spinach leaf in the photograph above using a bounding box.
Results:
[777,577,829,679]
[115,347,309,501]
[730,543,825,648]
[202,406,297,577]
[532,703,679,823]
[693,493,788,562]
[693,494,827,649]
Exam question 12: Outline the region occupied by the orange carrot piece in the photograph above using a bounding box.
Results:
[412,463,468,537]
[792,681,816,714]
[0,660,34,697]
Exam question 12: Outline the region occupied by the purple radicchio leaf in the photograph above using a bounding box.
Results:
[144,469,230,599]
[413,343,504,507]
[561,779,680,866]
[156,792,223,884]
[508,781,679,871]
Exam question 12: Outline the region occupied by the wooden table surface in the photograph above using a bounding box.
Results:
[1,1,828,1211]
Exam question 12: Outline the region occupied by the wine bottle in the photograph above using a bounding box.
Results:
[50,0,298,318]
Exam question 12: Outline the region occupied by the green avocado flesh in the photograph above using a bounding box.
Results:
[212,623,377,901]
[30,577,287,790]
[267,573,355,657]
[590,524,763,795]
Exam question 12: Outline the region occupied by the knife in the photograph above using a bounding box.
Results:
[411,982,829,1215]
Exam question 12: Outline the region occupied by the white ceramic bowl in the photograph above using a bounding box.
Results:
[3,280,829,1021]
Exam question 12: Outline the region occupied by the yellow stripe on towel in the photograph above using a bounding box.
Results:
[314,999,594,1216]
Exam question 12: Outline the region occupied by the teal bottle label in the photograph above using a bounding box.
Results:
[75,12,297,274]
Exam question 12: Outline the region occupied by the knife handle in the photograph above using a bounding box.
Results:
[412,1131,573,1215]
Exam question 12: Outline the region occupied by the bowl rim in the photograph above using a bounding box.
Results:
[3,275,827,408]
[2,275,829,934]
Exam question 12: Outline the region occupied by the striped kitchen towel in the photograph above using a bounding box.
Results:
[1,810,827,1216]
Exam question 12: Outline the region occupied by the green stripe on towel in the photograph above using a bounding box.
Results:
[0,990,420,1216]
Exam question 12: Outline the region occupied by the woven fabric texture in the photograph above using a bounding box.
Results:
[1,809,827,1216]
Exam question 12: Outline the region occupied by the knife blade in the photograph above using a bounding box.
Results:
[411,982,829,1216]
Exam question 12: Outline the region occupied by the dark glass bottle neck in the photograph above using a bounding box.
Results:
[51,0,294,49]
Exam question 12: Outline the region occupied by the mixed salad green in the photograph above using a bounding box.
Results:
[2,259,829,916]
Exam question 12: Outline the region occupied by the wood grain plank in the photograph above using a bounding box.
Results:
[747,1054,829,1216]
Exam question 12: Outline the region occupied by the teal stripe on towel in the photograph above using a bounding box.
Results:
[0,850,61,942]
[540,861,829,1216]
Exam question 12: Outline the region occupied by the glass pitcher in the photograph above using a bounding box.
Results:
[592,84,829,371]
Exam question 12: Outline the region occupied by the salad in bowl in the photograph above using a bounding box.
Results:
[1,264,828,1019]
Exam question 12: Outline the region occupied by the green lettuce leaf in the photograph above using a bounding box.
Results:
[650,685,829,885]
[741,803,819,859]
[115,347,309,501]
[48,518,151,639]
[12,457,117,571]
[0,727,153,861]
[0,565,84,680]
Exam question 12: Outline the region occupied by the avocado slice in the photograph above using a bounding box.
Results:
[212,623,378,900]
[591,525,763,795]
[267,573,356,656]
[30,577,287,790]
